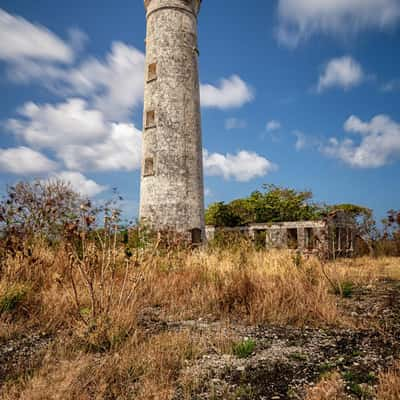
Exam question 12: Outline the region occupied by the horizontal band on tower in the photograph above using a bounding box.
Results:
[146,5,197,19]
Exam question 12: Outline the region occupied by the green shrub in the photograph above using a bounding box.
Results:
[232,339,256,359]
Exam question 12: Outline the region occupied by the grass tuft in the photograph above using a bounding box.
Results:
[232,339,256,359]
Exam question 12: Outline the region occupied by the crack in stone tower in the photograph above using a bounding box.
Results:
[139,0,205,242]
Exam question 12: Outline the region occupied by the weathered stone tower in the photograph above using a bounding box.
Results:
[139,0,205,242]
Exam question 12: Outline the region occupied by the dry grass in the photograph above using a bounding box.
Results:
[1,237,399,399]
[305,372,346,400]
[375,361,400,400]
[1,329,232,400]
[1,243,396,341]
[305,362,400,400]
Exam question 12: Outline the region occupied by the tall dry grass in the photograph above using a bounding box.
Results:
[1,240,394,342]
[1,236,398,399]
[1,328,235,400]
[375,361,400,400]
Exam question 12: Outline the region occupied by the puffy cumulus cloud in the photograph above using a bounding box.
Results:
[0,8,73,63]
[7,98,108,149]
[203,149,276,182]
[266,120,281,132]
[323,114,400,168]
[225,118,247,130]
[0,146,57,175]
[3,10,249,119]
[59,122,142,172]
[62,42,145,120]
[51,171,107,197]
[200,75,254,109]
[277,0,400,47]
[7,98,142,173]
[317,56,365,92]
[9,42,145,121]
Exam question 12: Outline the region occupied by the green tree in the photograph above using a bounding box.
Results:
[205,202,242,227]
[205,184,324,226]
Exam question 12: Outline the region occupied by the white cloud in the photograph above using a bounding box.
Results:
[9,42,145,121]
[381,78,400,92]
[294,131,307,150]
[7,98,108,149]
[266,120,281,132]
[63,42,145,120]
[317,56,365,92]
[323,114,400,168]
[0,8,73,63]
[277,0,400,47]
[59,122,142,172]
[51,171,107,197]
[200,75,254,109]
[225,118,247,130]
[3,11,248,119]
[67,28,89,54]
[0,146,57,175]
[7,98,142,173]
[203,149,276,182]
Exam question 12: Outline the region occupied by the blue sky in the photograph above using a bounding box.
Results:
[0,0,400,222]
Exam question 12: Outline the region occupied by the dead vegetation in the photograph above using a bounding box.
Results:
[0,233,399,399]
[0,182,399,399]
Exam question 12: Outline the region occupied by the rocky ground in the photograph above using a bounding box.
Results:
[0,332,52,386]
[1,279,399,399]
[175,279,400,399]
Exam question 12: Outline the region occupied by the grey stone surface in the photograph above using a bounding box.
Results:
[139,0,205,239]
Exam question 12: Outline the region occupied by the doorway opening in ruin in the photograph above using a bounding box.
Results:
[345,228,353,252]
[305,228,315,250]
[287,228,298,249]
[254,230,267,249]
[191,228,202,245]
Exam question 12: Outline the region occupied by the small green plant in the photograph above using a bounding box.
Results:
[342,370,376,397]
[232,339,256,359]
[0,286,28,314]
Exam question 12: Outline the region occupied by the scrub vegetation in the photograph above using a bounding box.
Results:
[0,180,399,399]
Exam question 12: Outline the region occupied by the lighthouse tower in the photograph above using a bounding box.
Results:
[139,0,205,242]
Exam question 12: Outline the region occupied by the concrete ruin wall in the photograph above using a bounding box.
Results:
[139,0,205,242]
[206,212,357,258]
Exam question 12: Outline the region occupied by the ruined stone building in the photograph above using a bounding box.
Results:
[139,0,205,243]
[206,211,357,258]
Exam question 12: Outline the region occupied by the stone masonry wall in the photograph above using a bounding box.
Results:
[139,0,205,238]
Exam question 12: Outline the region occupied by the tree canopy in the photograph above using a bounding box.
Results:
[205,184,325,226]
[204,184,376,229]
